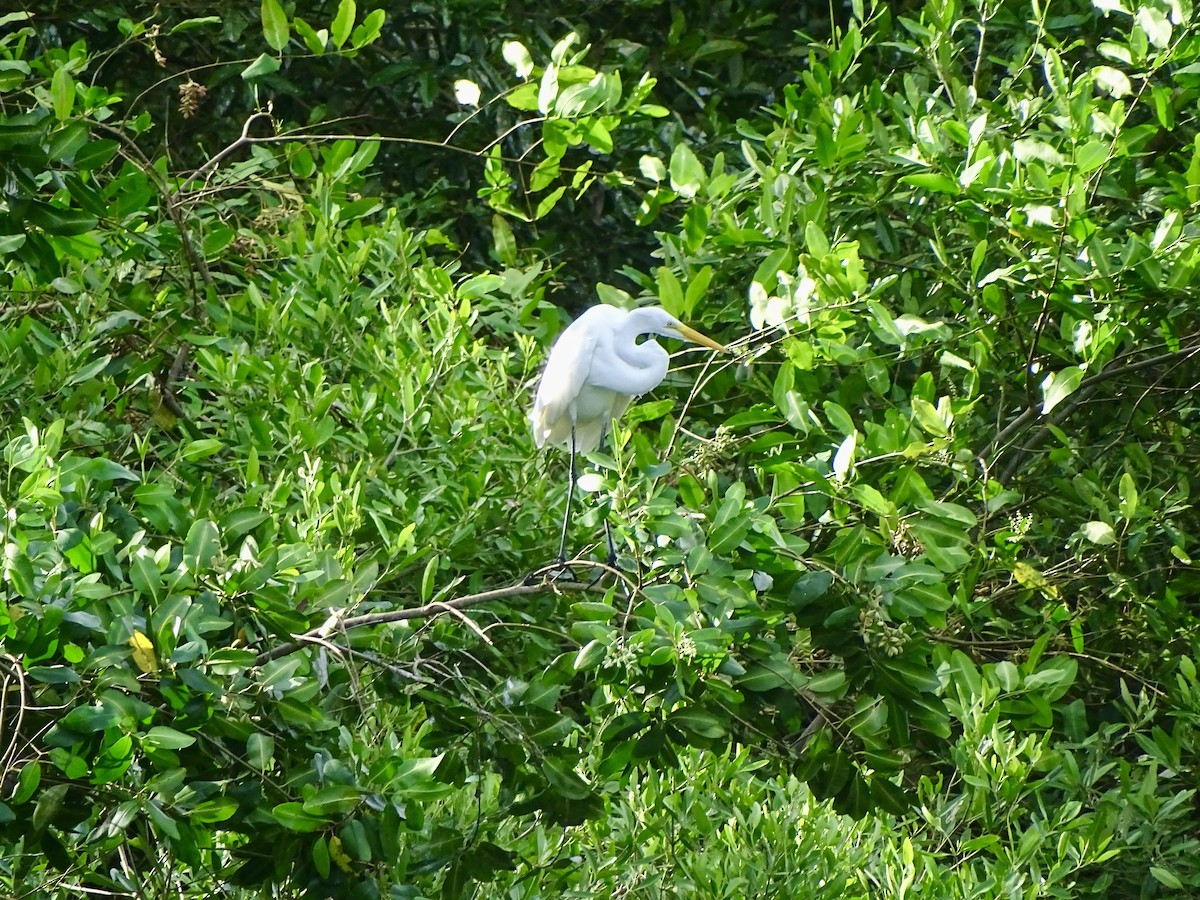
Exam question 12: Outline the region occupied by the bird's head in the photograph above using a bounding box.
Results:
[636,307,726,352]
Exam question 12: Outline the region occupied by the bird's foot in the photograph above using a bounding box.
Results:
[584,552,619,586]
[525,558,581,584]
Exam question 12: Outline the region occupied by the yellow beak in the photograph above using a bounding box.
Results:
[676,323,726,353]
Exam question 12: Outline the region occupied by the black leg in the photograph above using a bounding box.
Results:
[594,429,618,569]
[556,425,577,563]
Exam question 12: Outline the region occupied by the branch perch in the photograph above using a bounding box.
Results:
[983,334,1200,469]
[254,576,607,666]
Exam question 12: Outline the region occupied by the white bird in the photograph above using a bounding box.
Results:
[529,304,726,563]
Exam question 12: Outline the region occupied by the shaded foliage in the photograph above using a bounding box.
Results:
[31,0,830,300]
[3,0,1200,897]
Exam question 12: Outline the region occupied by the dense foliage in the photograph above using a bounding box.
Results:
[2,0,1200,896]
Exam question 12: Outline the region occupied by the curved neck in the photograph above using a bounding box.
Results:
[607,319,669,394]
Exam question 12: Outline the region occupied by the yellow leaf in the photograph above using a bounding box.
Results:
[1012,562,1059,600]
[129,630,158,674]
[329,835,354,873]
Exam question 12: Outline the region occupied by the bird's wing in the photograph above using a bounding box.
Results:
[530,320,599,448]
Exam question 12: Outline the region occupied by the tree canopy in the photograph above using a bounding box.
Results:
[3,0,1200,896]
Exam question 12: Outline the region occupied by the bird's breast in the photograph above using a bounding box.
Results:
[573,384,628,423]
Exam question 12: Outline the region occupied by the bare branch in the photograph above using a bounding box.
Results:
[254,576,610,666]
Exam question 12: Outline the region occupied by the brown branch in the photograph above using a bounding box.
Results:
[254,576,609,666]
[983,334,1200,463]
[91,121,212,290]
[182,110,275,188]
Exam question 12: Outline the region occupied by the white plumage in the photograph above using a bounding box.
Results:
[530,304,725,454]
[529,304,726,564]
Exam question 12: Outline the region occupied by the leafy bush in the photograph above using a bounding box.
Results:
[4,0,1200,896]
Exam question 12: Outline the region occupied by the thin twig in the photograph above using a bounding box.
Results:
[183,110,274,187]
[254,577,608,665]
[984,335,1200,462]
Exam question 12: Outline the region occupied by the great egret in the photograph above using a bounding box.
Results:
[530,304,726,563]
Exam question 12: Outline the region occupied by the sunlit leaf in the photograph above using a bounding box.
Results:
[129,631,158,674]
[260,0,289,51]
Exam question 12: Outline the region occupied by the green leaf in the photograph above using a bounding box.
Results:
[0,61,27,91]
[738,665,788,691]
[303,785,362,816]
[51,67,74,122]
[534,186,566,219]
[273,801,330,831]
[1118,472,1138,519]
[911,397,948,436]
[669,709,726,739]
[639,155,666,185]
[330,0,356,49]
[1150,867,1183,890]
[804,220,830,257]
[669,143,704,199]
[582,119,612,153]
[33,784,69,832]
[543,756,591,799]
[78,457,138,483]
[65,354,112,385]
[708,492,752,555]
[684,265,713,317]
[184,519,220,571]
[26,666,80,685]
[1075,140,1109,173]
[396,756,442,780]
[506,82,539,111]
[993,661,1021,691]
[74,139,120,171]
[12,761,41,805]
[191,797,237,823]
[625,399,673,426]
[25,202,97,236]
[1081,521,1116,545]
[556,82,602,117]
[420,555,437,602]
[293,17,327,54]
[260,0,289,51]
[458,273,504,299]
[169,16,222,34]
[573,640,607,671]
[180,439,223,461]
[241,53,281,80]
[142,727,197,750]
[1024,658,1077,693]
[900,172,960,195]
[61,704,120,733]
[0,121,45,149]
[340,819,372,861]
[129,550,163,602]
[222,507,270,536]
[1135,6,1171,47]
[48,122,88,162]
[0,234,26,254]
[312,836,331,879]
[789,571,833,608]
[491,214,516,265]
[915,500,977,528]
[970,240,988,281]
[1041,365,1083,414]
[1014,138,1066,167]
[656,267,684,316]
[807,670,847,694]
[351,9,385,48]
[538,62,560,114]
